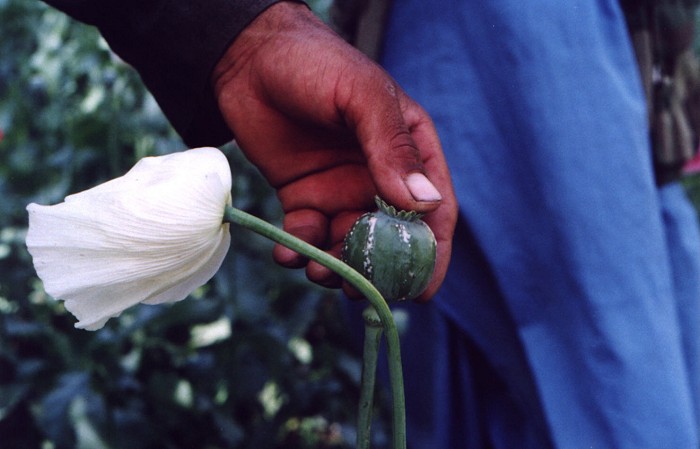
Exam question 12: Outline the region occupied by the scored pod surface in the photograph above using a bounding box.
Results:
[341,196,437,301]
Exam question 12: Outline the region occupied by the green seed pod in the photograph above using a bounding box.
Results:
[341,196,437,301]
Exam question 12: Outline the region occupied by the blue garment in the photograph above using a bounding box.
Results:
[379,1,700,448]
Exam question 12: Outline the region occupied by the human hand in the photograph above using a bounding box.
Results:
[211,1,457,300]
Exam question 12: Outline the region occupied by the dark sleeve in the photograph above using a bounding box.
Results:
[40,0,287,147]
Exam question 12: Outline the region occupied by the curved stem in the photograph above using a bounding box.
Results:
[357,306,383,449]
[223,205,406,449]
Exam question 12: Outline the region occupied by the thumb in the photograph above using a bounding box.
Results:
[345,78,443,213]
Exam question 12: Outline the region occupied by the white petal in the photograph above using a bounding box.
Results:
[26,147,233,330]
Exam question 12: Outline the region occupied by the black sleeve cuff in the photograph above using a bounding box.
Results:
[42,0,287,147]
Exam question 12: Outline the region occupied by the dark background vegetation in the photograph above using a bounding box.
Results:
[0,1,391,448]
[4,2,700,449]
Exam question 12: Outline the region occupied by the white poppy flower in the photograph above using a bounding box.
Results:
[26,147,232,330]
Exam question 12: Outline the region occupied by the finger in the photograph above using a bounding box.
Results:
[306,253,343,288]
[339,73,443,213]
[341,281,365,301]
[413,225,453,301]
[276,164,376,215]
[272,209,329,268]
[303,210,365,286]
[413,188,457,301]
[401,98,458,301]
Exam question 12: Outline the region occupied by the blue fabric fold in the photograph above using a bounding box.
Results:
[378,1,700,447]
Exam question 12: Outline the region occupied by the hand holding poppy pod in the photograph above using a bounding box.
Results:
[211,2,457,300]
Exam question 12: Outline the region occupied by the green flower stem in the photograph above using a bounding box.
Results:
[223,205,406,449]
[357,306,383,449]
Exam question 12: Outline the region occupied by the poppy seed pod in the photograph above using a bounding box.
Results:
[341,197,436,301]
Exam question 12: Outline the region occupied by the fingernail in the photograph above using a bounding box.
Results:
[406,173,442,202]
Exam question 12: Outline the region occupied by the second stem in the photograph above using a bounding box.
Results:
[223,205,406,449]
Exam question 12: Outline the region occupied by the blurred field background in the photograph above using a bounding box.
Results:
[0,1,392,448]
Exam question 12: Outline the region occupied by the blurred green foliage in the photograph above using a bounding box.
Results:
[0,1,389,448]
